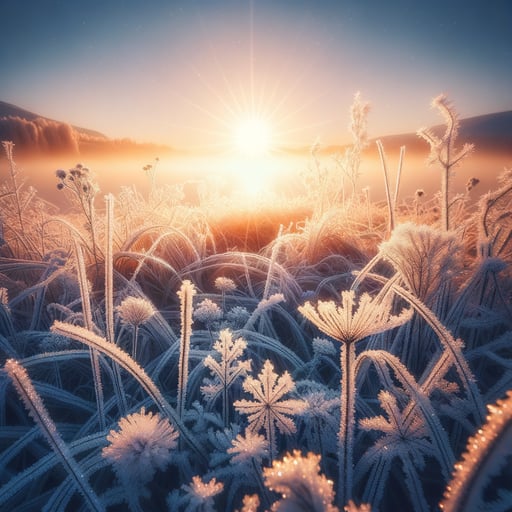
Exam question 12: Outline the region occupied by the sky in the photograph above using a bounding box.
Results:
[1,0,511,151]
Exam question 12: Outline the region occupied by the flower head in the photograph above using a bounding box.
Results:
[215,276,237,293]
[299,289,410,345]
[228,431,269,465]
[194,298,222,326]
[116,296,156,328]
[102,407,178,490]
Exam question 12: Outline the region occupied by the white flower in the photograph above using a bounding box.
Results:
[102,407,178,490]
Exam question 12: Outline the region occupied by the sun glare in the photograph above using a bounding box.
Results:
[233,117,272,157]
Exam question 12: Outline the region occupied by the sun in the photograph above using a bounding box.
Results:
[233,117,273,157]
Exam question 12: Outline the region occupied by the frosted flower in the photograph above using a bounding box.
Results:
[226,306,250,328]
[228,431,268,465]
[378,223,461,303]
[116,296,155,327]
[234,359,306,459]
[182,475,223,511]
[193,298,222,326]
[237,494,260,512]
[263,450,339,512]
[102,407,178,490]
[312,337,337,356]
[299,289,410,346]
[302,391,340,421]
[215,276,237,293]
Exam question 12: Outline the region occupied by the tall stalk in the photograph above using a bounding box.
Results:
[177,280,196,421]
[104,194,127,414]
[74,238,105,430]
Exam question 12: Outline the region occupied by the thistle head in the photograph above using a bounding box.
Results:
[116,296,156,328]
[102,407,178,491]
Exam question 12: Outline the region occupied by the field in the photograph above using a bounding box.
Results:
[0,95,511,512]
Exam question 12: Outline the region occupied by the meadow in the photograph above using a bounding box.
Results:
[0,94,511,511]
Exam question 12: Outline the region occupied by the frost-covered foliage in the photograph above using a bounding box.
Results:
[102,407,178,508]
[263,450,339,512]
[0,93,511,512]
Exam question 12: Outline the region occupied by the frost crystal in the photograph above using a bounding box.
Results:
[440,390,512,512]
[102,407,178,490]
[182,475,224,511]
[237,494,260,512]
[234,359,306,459]
[228,431,269,465]
[263,450,339,512]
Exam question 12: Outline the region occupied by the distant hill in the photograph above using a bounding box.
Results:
[286,111,512,157]
[0,100,173,156]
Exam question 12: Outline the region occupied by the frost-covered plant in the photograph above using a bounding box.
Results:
[234,359,306,461]
[178,280,196,420]
[215,276,237,311]
[417,94,474,231]
[440,390,512,512]
[201,329,251,426]
[335,92,370,201]
[4,359,105,512]
[225,306,251,330]
[116,296,156,358]
[263,450,339,512]
[357,390,435,511]
[102,407,178,510]
[181,475,224,512]
[55,163,101,264]
[236,494,260,512]
[299,290,411,505]
[378,222,461,308]
[194,298,222,336]
[228,431,270,505]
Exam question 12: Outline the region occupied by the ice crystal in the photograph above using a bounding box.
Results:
[102,407,178,491]
[116,296,156,327]
[299,289,410,345]
[234,359,306,459]
[228,431,269,465]
[182,475,224,511]
[263,450,339,512]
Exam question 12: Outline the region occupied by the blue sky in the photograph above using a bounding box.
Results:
[1,0,511,149]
